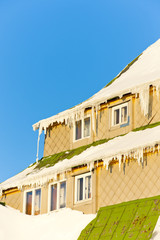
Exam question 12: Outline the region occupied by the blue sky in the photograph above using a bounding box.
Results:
[0,0,160,183]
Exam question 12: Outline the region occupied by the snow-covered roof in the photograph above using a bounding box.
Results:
[1,125,160,194]
[33,39,160,134]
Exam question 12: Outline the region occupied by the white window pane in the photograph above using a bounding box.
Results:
[75,120,82,140]
[84,117,90,137]
[114,109,120,125]
[26,191,32,215]
[77,178,83,201]
[51,184,57,211]
[121,106,127,123]
[59,182,66,209]
[85,176,91,200]
[34,189,41,215]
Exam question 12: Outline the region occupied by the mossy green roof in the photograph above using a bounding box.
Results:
[34,138,108,170]
[132,121,160,132]
[78,195,160,240]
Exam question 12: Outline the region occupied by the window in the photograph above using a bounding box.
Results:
[75,120,82,140]
[59,181,66,208]
[84,117,90,137]
[50,184,57,211]
[24,188,41,215]
[75,172,92,203]
[49,181,66,212]
[34,189,41,215]
[26,191,32,215]
[75,116,91,140]
[112,102,128,126]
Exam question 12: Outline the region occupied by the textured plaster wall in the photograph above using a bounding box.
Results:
[133,88,160,129]
[0,190,23,212]
[98,152,160,210]
[3,152,160,215]
[43,123,70,157]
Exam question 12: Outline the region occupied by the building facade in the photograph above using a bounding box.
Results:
[1,39,160,216]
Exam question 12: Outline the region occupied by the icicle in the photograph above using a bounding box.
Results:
[87,163,90,170]
[153,87,154,97]
[137,156,140,165]
[61,172,65,180]
[139,85,149,116]
[141,150,144,164]
[119,156,122,171]
[81,108,84,118]
[106,161,109,170]
[36,130,41,163]
[156,84,160,99]
[153,146,155,152]
[0,189,2,196]
[66,118,68,126]
[103,158,110,170]
[137,148,143,165]
[89,162,94,171]
[92,106,95,133]
[75,112,78,121]
[96,105,98,120]
[133,152,135,159]
[141,152,144,164]
[54,173,57,181]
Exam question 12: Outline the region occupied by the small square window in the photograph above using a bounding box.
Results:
[112,103,128,126]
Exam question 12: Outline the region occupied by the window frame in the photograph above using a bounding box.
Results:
[75,172,92,204]
[48,180,67,213]
[74,115,91,141]
[111,102,129,127]
[23,187,42,215]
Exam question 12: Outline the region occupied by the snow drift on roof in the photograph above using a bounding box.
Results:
[33,39,160,133]
[1,125,160,193]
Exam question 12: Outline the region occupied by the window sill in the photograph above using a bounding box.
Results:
[112,121,128,128]
[73,135,91,143]
[74,198,92,205]
[111,116,130,130]
[48,206,66,213]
